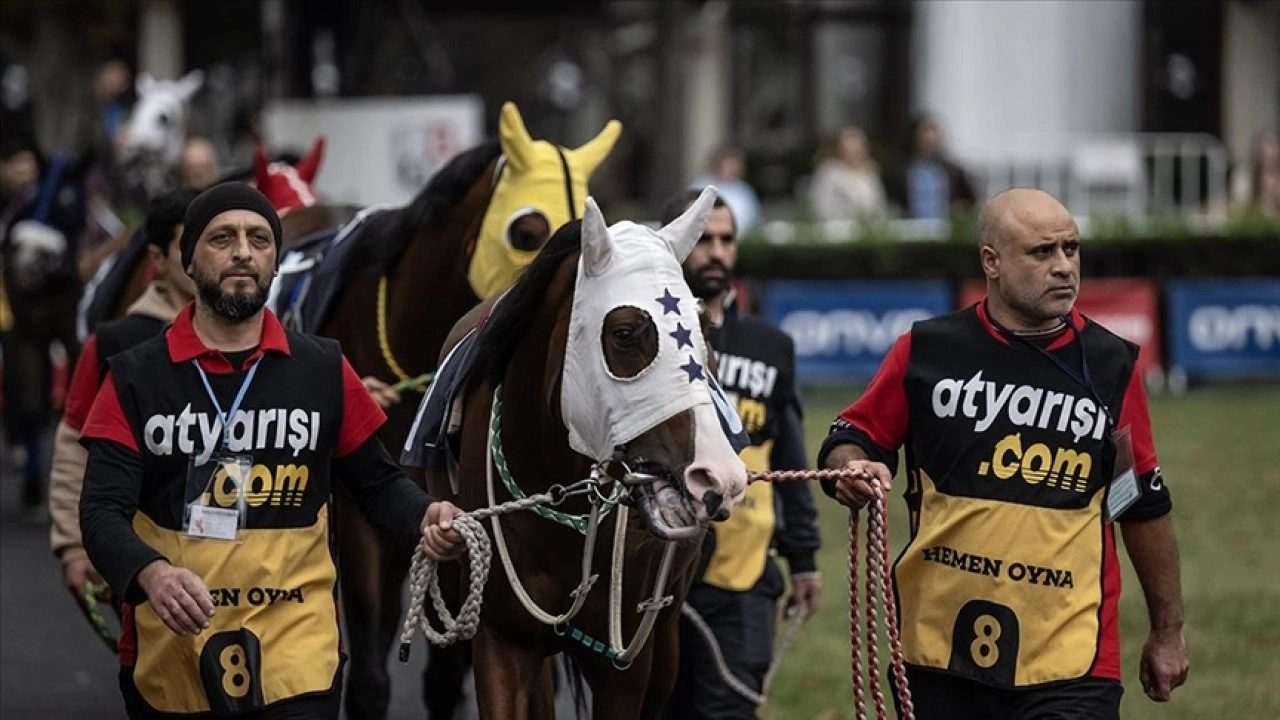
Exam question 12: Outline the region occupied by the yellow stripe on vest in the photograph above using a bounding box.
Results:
[703,441,776,592]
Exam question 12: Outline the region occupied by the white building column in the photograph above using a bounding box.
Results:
[1222,0,1280,165]
[138,0,185,81]
[681,0,731,183]
[912,0,1141,168]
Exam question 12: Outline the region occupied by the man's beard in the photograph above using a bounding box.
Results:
[194,266,269,322]
[684,263,730,301]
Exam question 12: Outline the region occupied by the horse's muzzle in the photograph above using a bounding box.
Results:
[702,491,729,522]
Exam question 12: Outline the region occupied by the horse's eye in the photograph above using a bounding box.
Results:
[612,326,635,344]
[156,112,170,126]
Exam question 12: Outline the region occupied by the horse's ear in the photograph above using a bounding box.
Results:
[296,136,326,183]
[581,197,614,277]
[659,185,717,262]
[498,102,536,173]
[253,144,271,188]
[565,119,622,176]
[136,72,156,96]
[174,69,205,101]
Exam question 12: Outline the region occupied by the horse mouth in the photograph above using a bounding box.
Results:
[628,462,702,542]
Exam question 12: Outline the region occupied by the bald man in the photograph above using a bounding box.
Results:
[818,189,1188,719]
[177,137,220,191]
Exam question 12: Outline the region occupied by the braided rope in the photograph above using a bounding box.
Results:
[398,491,559,659]
[376,274,413,384]
[750,468,913,720]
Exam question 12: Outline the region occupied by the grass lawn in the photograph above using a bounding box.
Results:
[760,382,1280,719]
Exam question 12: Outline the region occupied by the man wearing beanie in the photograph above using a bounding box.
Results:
[50,188,199,630]
[78,182,467,719]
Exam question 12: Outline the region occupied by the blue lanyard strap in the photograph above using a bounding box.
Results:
[986,304,1115,427]
[192,358,262,450]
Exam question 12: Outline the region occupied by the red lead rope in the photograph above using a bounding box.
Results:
[750,469,914,720]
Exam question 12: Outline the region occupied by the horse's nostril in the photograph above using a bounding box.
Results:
[703,491,728,521]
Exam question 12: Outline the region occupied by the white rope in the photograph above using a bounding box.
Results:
[399,491,559,654]
[606,505,678,665]
[681,603,808,707]
[487,425,601,627]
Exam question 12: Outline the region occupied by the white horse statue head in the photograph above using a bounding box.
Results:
[117,69,204,199]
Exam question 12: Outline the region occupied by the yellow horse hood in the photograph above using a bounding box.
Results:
[468,102,621,300]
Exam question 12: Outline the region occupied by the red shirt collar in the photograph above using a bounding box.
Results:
[166,302,292,371]
[974,297,1084,352]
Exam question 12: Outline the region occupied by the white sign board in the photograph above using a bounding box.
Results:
[261,95,485,206]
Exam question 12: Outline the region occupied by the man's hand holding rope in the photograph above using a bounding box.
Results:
[420,501,467,562]
[826,453,894,510]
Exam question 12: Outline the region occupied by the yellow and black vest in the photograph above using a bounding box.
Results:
[109,332,345,715]
[701,313,799,591]
[895,307,1137,687]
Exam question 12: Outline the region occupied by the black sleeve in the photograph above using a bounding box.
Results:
[772,388,820,575]
[1118,467,1173,522]
[81,439,166,605]
[815,419,901,500]
[334,434,434,539]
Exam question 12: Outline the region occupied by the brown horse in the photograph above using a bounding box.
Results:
[419,191,749,719]
[314,103,620,719]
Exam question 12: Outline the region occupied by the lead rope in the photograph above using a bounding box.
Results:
[723,469,913,719]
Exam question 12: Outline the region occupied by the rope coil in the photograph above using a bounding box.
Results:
[399,490,559,661]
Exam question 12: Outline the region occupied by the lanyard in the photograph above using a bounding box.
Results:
[192,358,262,450]
[986,303,1115,427]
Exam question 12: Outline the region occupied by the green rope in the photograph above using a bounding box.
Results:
[392,371,436,394]
[489,384,625,534]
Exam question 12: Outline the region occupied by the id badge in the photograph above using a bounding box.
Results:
[1104,425,1143,523]
[185,453,251,541]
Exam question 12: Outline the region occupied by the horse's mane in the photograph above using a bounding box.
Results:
[347,140,501,275]
[475,219,583,385]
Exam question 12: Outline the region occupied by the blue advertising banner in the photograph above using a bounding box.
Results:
[1166,278,1280,380]
[762,281,952,383]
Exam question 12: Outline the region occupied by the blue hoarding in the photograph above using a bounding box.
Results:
[762,281,953,383]
[1166,278,1280,380]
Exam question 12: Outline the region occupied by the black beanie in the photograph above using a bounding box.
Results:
[179,182,283,269]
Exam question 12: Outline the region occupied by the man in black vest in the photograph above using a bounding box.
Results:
[821,188,1188,719]
[662,190,821,719]
[51,188,198,616]
[79,183,465,719]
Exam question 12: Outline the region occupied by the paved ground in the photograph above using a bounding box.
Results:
[0,441,582,719]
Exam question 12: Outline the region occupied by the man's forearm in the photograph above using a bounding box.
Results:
[1120,513,1185,632]
[81,440,165,603]
[822,442,870,469]
[334,436,432,538]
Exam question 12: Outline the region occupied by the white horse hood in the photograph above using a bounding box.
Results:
[560,189,722,461]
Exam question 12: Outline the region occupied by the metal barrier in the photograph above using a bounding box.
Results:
[974,132,1231,223]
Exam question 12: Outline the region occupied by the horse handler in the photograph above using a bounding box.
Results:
[820,189,1188,719]
[79,183,467,719]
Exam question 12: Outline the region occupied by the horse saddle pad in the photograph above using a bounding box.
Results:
[400,325,483,490]
[269,206,387,334]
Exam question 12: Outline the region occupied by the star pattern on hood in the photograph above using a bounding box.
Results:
[656,288,682,315]
[669,322,694,350]
[680,355,705,383]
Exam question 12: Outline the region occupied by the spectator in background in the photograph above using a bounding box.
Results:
[808,125,887,221]
[1230,130,1280,218]
[886,113,976,220]
[177,137,220,191]
[692,144,763,233]
[93,59,133,149]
